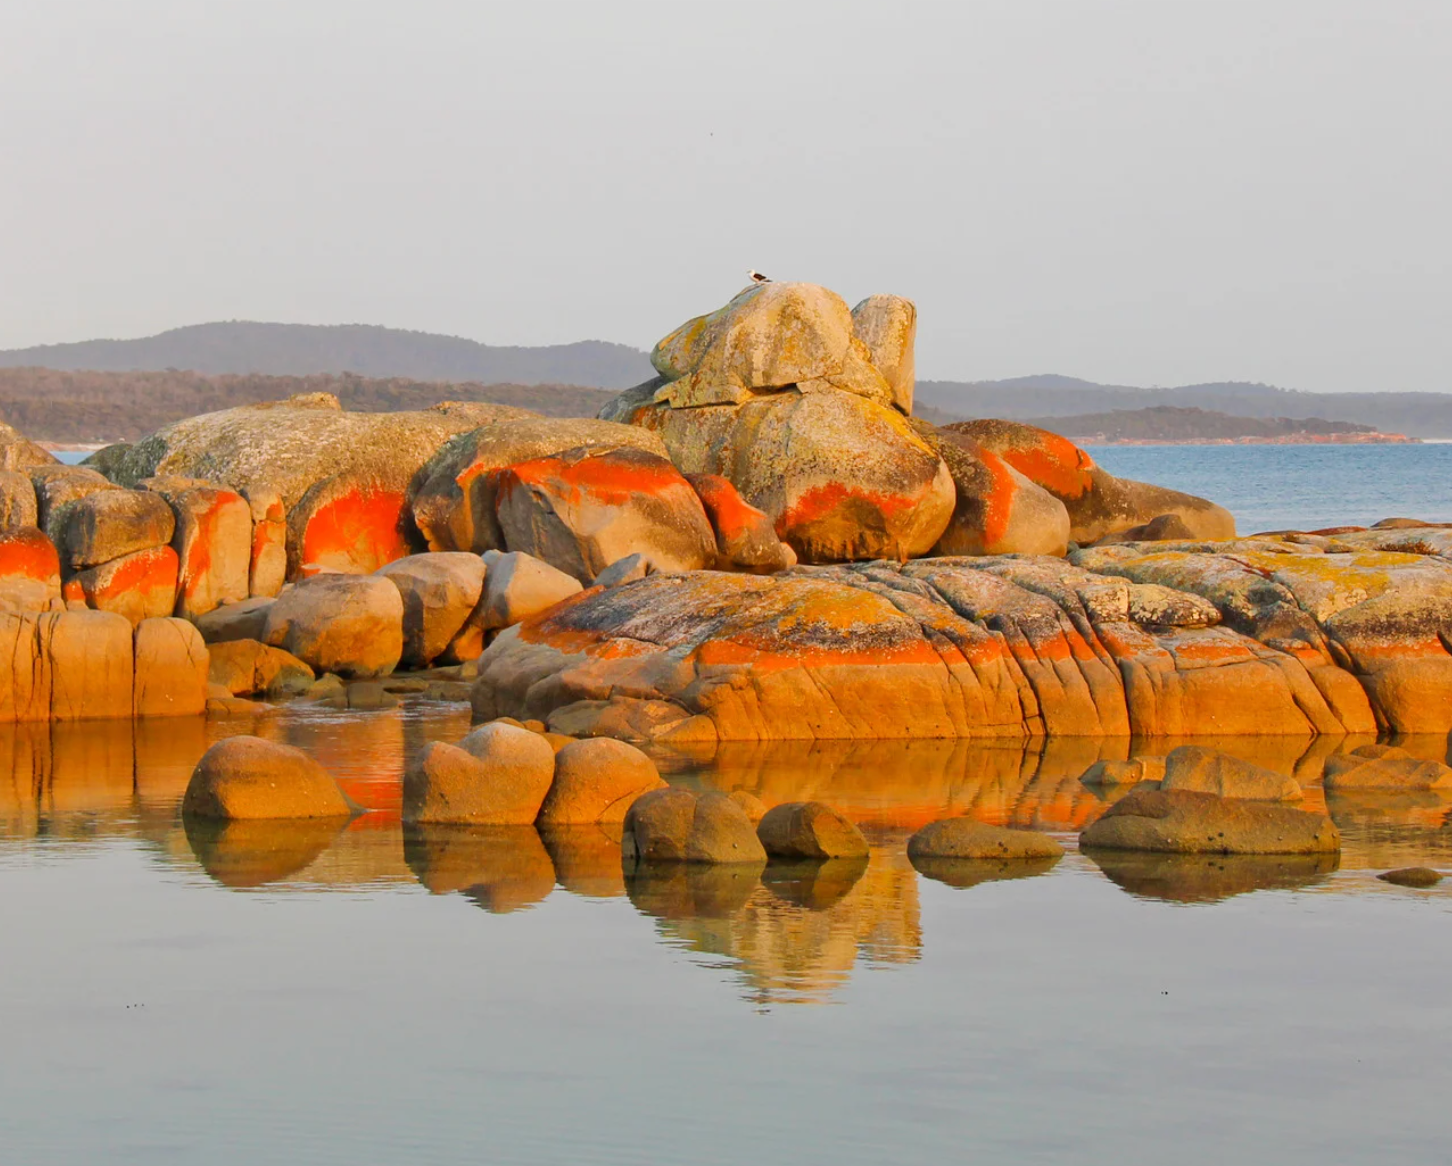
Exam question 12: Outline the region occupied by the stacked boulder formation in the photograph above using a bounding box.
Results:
[0,280,1448,742]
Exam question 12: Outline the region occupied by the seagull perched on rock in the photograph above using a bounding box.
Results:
[747,270,771,284]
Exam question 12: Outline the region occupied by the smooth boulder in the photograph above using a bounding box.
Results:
[535,737,666,825]
[478,550,582,630]
[262,573,404,678]
[132,617,209,718]
[403,723,556,825]
[208,638,315,697]
[685,473,796,572]
[376,552,487,668]
[756,801,869,859]
[1080,787,1339,854]
[182,736,355,820]
[59,489,174,570]
[622,788,767,864]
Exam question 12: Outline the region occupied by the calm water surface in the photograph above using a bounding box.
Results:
[1090,442,1452,533]
[2,702,1450,1165]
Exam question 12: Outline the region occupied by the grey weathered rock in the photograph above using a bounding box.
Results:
[60,489,175,570]
[851,294,917,414]
[478,551,582,630]
[375,552,487,668]
[907,818,1064,859]
[30,465,119,545]
[1160,745,1302,801]
[622,788,767,864]
[756,801,869,859]
[592,553,652,589]
[0,470,38,529]
[194,597,276,644]
[1080,787,1339,854]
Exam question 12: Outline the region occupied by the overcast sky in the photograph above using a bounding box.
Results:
[3,1,1448,391]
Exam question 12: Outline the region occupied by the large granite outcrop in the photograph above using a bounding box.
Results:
[469,551,1403,741]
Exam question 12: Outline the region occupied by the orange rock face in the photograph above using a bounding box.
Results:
[290,478,413,577]
[66,545,179,626]
[162,485,252,618]
[470,551,1437,741]
[495,446,716,583]
[685,473,796,572]
[0,526,62,611]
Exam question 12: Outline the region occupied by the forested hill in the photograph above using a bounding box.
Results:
[1023,405,1377,442]
[918,376,1452,438]
[0,322,654,390]
[0,369,617,443]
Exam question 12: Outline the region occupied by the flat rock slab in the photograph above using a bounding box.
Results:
[1080,787,1340,855]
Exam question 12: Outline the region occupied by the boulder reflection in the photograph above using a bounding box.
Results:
[1085,850,1341,904]
[910,853,1061,889]
[185,816,349,888]
[404,824,555,913]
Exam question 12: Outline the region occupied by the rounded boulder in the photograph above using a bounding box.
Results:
[182,736,355,820]
[907,818,1064,860]
[756,801,869,860]
[535,738,666,826]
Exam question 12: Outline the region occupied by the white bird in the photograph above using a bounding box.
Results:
[747,270,771,284]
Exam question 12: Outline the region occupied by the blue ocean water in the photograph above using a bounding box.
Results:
[1088,443,1452,534]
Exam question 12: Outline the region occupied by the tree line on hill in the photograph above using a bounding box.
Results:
[1023,406,1375,442]
[0,368,618,443]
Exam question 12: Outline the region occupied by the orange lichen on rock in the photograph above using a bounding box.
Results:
[293,482,412,577]
[67,545,179,626]
[0,526,62,610]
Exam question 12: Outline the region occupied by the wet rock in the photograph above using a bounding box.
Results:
[409,417,668,554]
[622,788,767,864]
[261,573,404,678]
[0,526,62,611]
[477,550,582,630]
[907,818,1064,859]
[535,737,666,825]
[59,489,174,570]
[494,445,716,583]
[182,735,355,819]
[64,545,179,625]
[0,470,38,529]
[194,596,275,644]
[132,617,209,717]
[1322,744,1452,790]
[208,638,315,697]
[850,294,916,414]
[403,723,556,825]
[1160,745,1302,801]
[1378,866,1443,887]
[685,473,796,573]
[375,552,487,668]
[1080,787,1339,854]
[757,801,870,859]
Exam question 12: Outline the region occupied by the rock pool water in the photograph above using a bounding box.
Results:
[2,701,1450,1165]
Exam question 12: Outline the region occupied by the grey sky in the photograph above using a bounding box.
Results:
[3,1,1448,391]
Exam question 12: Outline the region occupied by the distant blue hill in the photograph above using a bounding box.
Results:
[0,321,654,390]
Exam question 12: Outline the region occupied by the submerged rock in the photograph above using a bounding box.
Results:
[1378,866,1443,888]
[907,818,1064,860]
[1159,745,1302,801]
[1079,787,1339,855]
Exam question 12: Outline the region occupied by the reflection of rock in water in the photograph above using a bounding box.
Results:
[184,815,348,888]
[910,853,1060,889]
[627,847,920,1005]
[1323,790,1452,870]
[404,824,555,913]
[539,823,626,898]
[1086,849,1340,904]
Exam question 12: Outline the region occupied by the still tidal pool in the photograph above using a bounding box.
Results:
[1,702,1449,1165]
